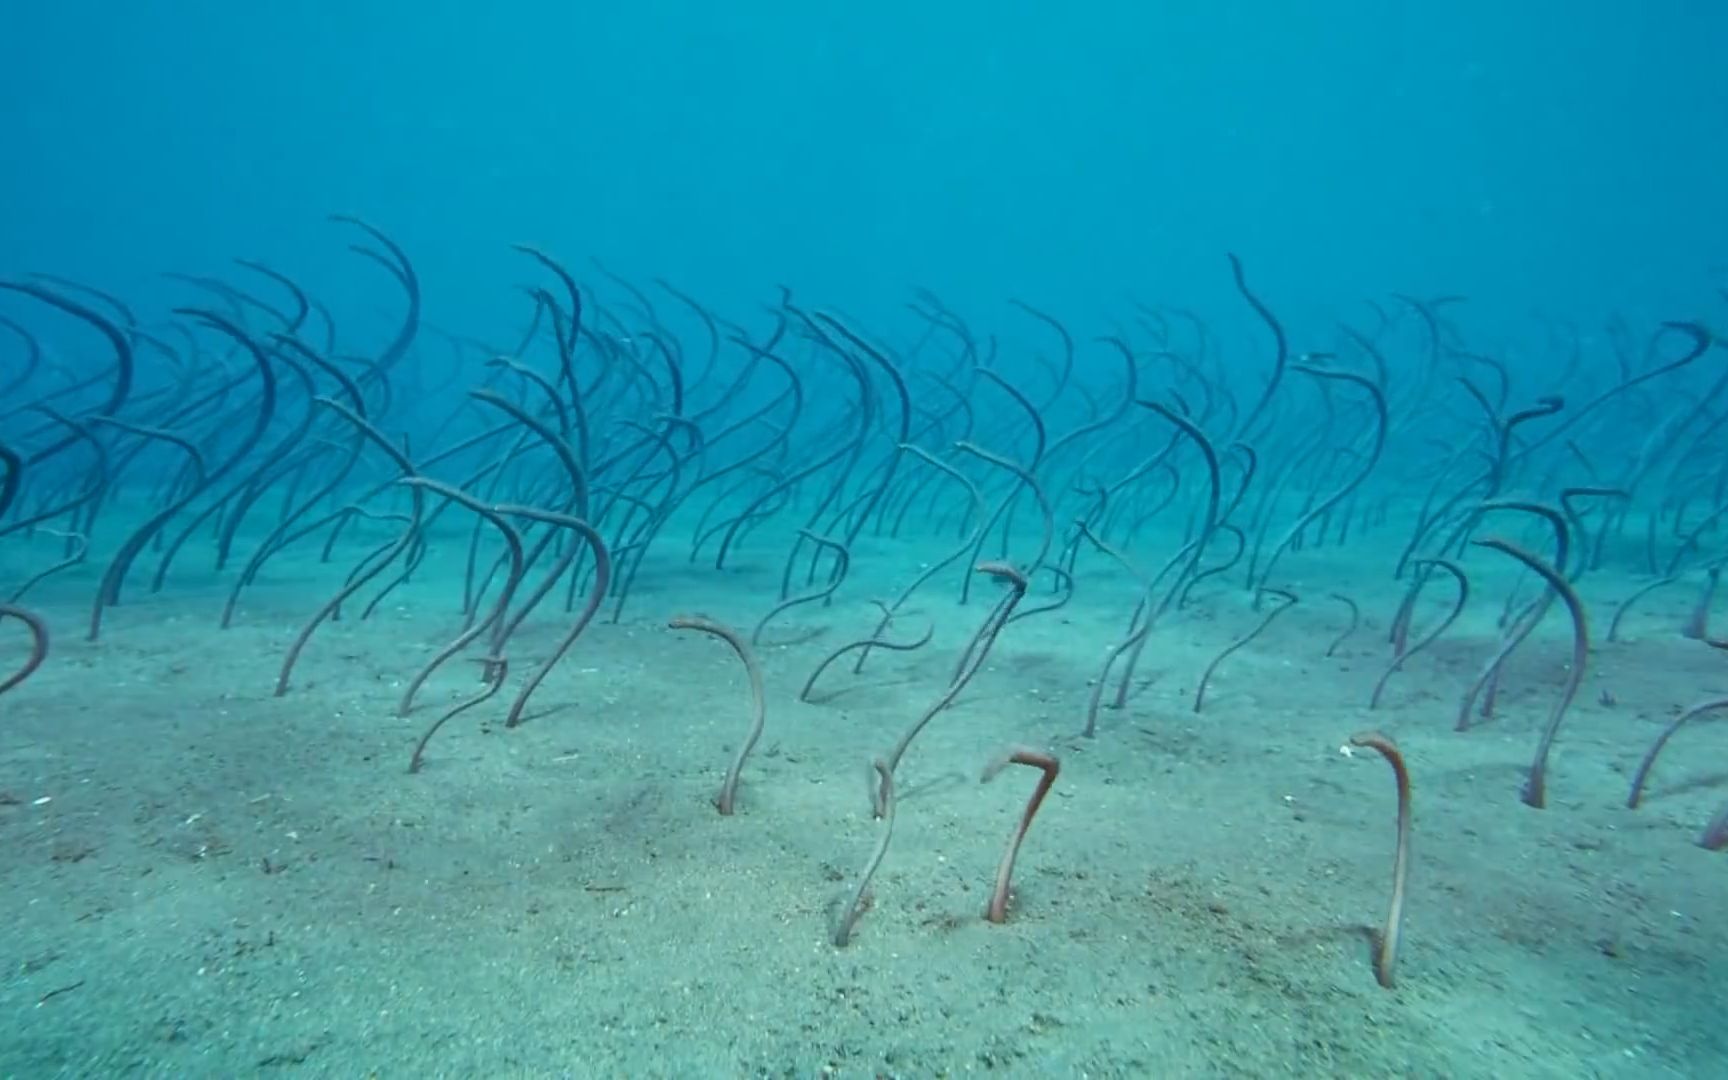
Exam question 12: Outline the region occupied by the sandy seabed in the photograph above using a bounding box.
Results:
[2,514,1723,1079]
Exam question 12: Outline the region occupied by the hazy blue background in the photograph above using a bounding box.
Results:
[3,1,1724,345]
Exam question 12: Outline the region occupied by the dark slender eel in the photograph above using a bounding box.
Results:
[511,246,589,462]
[981,745,1061,924]
[685,337,803,528]
[669,614,766,815]
[220,338,371,621]
[204,348,321,575]
[85,417,207,488]
[1110,536,1206,711]
[1516,321,1710,460]
[1478,499,1571,585]
[89,309,277,640]
[1179,523,1246,608]
[234,258,310,331]
[1625,695,1728,809]
[0,281,136,463]
[1682,567,1720,641]
[275,399,423,696]
[635,330,684,418]
[854,444,984,673]
[1072,520,1155,737]
[1557,486,1627,580]
[466,390,591,644]
[0,441,21,521]
[1008,299,1075,409]
[1455,501,1571,730]
[0,604,49,695]
[1371,559,1469,709]
[800,615,934,702]
[880,562,1028,806]
[966,368,1047,575]
[1252,364,1387,596]
[1472,538,1589,809]
[485,357,570,438]
[408,658,508,774]
[811,311,912,549]
[395,478,525,717]
[1467,389,1563,500]
[1326,593,1361,657]
[1136,400,1220,608]
[714,435,855,570]
[0,314,44,403]
[953,440,1053,583]
[1349,730,1411,990]
[1698,799,1728,849]
[1226,253,1289,440]
[752,531,851,644]
[833,759,894,947]
[660,279,727,421]
[1040,335,1138,469]
[1,410,108,543]
[328,215,421,376]
[8,529,88,602]
[499,505,611,727]
[1193,588,1298,713]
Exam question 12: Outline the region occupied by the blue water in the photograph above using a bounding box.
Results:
[3,3,1725,1076]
